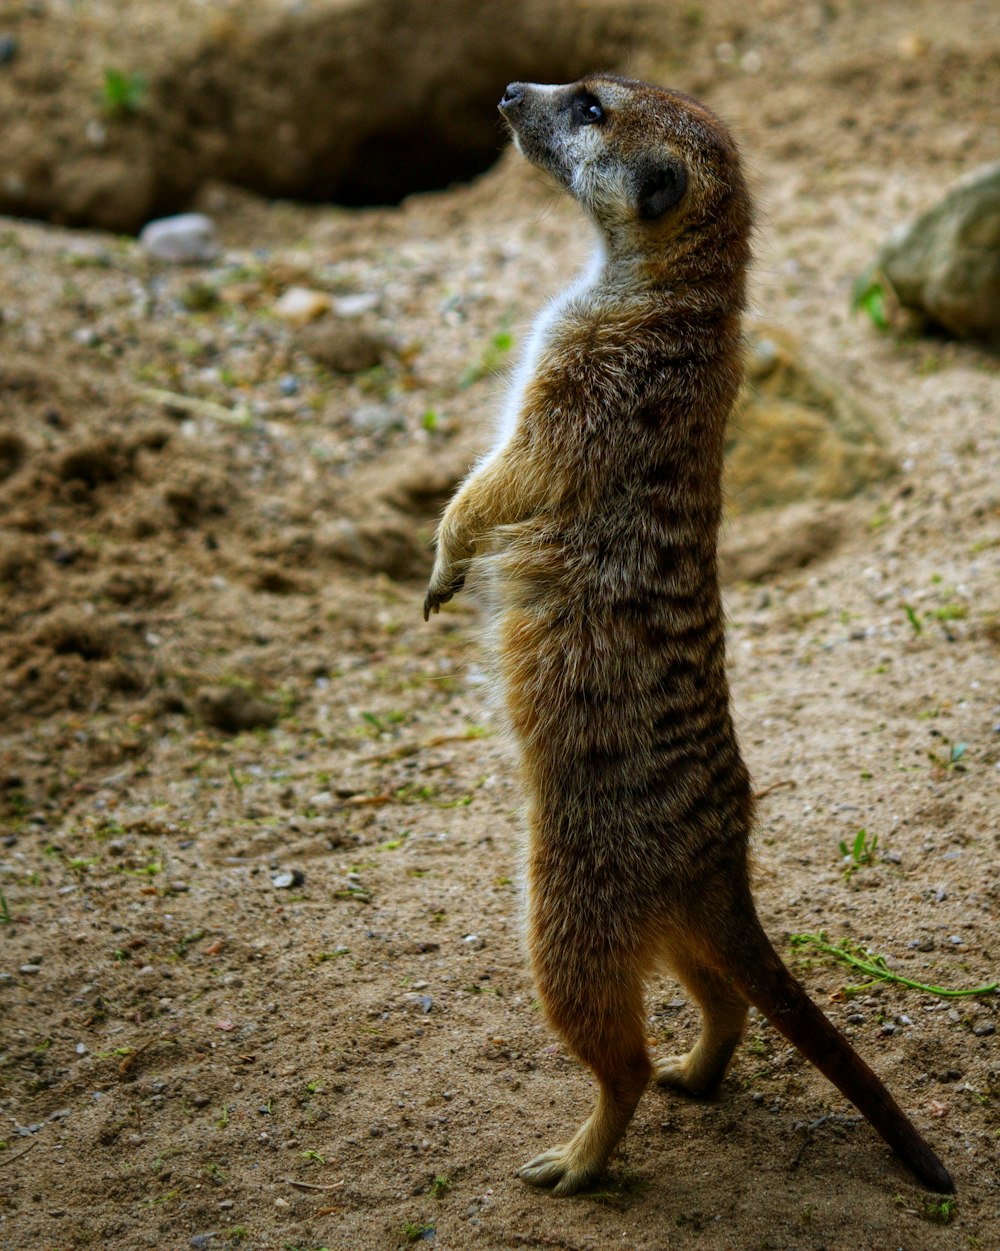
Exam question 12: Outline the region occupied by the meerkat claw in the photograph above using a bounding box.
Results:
[422,586,449,620]
[423,573,465,620]
[654,1054,713,1096]
[517,1145,599,1196]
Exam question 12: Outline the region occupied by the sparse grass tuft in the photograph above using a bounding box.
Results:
[102,68,147,118]
[399,1220,434,1245]
[791,932,998,998]
[839,827,878,879]
[430,1172,451,1198]
[850,267,890,329]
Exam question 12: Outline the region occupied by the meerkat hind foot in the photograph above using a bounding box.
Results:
[517,1142,604,1197]
[654,1051,724,1097]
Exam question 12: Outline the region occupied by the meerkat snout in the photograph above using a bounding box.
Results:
[499,82,525,110]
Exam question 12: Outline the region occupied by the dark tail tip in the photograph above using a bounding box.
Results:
[911,1146,955,1195]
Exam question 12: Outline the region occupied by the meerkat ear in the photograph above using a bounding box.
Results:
[634,158,688,220]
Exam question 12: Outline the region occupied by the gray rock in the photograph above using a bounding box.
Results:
[139,213,220,264]
[878,161,1000,343]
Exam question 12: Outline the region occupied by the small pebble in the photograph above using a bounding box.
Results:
[85,120,106,147]
[139,213,220,264]
[972,1022,995,1037]
[0,34,17,65]
[350,402,402,435]
[271,869,305,890]
[273,287,331,326]
[332,292,379,317]
[190,1236,215,1250]
[19,964,41,975]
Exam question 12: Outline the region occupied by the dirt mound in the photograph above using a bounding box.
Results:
[0,0,678,232]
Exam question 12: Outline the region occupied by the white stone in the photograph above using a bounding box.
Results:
[332,292,379,317]
[273,286,331,325]
[139,213,219,264]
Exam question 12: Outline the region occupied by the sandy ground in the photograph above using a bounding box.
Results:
[1,2,999,1249]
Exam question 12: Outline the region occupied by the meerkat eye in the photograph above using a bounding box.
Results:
[572,92,604,125]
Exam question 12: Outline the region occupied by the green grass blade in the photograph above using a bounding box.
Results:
[790,932,998,999]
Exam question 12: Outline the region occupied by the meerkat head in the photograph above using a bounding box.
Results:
[499,75,748,252]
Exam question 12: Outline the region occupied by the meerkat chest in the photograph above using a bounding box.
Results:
[486,248,606,464]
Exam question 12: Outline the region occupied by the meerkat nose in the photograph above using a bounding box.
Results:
[499,82,525,112]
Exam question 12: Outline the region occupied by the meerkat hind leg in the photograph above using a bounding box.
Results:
[655,952,748,1096]
[519,953,651,1196]
[518,1059,650,1197]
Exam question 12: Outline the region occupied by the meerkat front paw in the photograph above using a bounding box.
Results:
[517,1143,603,1197]
[423,570,466,620]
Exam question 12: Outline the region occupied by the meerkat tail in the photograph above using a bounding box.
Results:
[725,919,955,1194]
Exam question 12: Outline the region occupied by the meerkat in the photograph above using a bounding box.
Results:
[423,74,953,1197]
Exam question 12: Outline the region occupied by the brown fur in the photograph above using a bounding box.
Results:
[424,75,953,1196]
